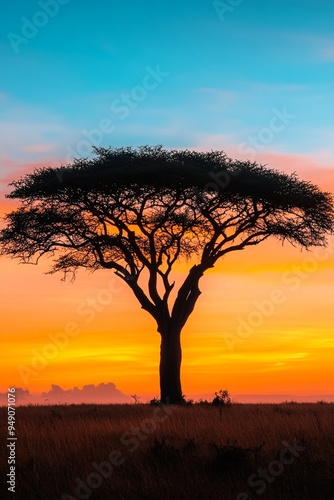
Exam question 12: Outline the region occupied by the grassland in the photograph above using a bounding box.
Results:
[1,402,334,499]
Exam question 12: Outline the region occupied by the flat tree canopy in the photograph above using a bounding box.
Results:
[1,146,333,403]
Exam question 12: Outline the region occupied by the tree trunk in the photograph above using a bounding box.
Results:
[157,265,206,405]
[159,329,184,404]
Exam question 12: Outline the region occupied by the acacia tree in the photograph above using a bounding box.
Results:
[1,146,333,404]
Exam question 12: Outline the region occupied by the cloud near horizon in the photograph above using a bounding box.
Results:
[0,383,131,406]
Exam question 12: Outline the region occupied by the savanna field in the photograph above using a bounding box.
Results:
[1,403,334,500]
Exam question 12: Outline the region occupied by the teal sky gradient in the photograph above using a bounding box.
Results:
[0,0,333,179]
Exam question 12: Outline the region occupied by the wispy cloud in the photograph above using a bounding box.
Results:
[292,33,334,62]
[0,95,77,164]
[320,43,334,61]
[0,119,71,160]
[198,87,238,104]
[193,135,334,190]
[22,143,56,153]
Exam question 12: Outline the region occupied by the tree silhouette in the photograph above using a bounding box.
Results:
[1,146,333,404]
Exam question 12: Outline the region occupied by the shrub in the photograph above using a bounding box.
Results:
[212,389,232,407]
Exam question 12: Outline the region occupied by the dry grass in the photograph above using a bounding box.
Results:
[1,403,334,499]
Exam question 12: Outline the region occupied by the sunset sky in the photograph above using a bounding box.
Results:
[1,0,334,403]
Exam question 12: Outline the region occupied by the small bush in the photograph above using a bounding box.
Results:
[212,389,232,407]
[149,397,160,405]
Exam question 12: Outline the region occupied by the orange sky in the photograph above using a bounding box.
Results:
[1,155,334,402]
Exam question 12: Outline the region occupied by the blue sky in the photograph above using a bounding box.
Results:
[0,0,333,178]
